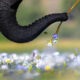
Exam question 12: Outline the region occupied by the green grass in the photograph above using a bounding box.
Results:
[0,37,80,53]
[35,70,79,80]
[0,69,79,80]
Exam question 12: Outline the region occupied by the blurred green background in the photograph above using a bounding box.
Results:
[0,0,80,53]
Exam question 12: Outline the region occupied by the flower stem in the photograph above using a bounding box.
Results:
[55,0,80,34]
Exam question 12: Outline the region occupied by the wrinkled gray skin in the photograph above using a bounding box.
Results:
[0,0,68,43]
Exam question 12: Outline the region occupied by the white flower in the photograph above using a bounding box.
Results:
[1,65,8,70]
[53,52,60,56]
[47,43,52,47]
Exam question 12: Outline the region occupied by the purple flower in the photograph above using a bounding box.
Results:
[53,33,58,39]
[16,65,27,71]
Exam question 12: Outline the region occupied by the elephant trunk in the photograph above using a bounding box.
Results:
[0,0,68,43]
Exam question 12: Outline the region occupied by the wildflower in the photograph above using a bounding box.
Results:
[47,40,53,47]
[53,33,58,40]
[1,65,8,70]
[1,53,8,58]
[16,65,27,71]
[6,59,13,64]
[53,52,60,56]
[37,55,40,60]
[52,39,58,44]
[45,65,51,71]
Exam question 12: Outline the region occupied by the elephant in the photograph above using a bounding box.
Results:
[0,0,68,43]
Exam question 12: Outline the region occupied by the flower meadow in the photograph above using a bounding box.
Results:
[0,47,80,80]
